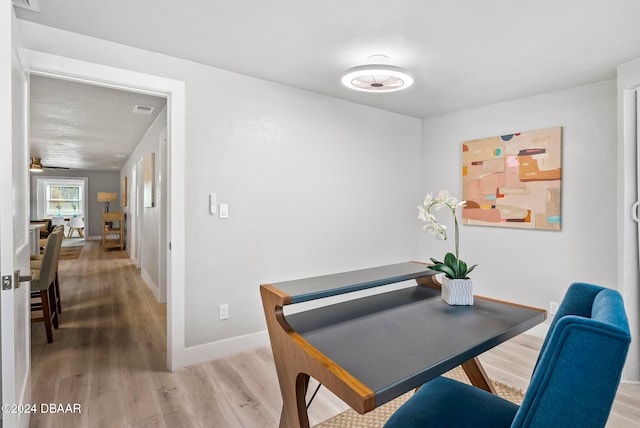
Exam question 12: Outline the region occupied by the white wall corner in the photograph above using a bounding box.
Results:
[140,268,161,303]
[183,330,271,368]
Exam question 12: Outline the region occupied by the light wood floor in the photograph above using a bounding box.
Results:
[30,240,640,427]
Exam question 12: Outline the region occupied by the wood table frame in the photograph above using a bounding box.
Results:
[260,262,546,428]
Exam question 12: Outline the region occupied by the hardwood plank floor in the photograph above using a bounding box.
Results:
[30,240,640,427]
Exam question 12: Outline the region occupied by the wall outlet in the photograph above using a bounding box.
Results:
[549,301,559,315]
[219,304,229,320]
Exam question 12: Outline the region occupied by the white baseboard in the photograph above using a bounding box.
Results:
[140,268,161,302]
[183,330,270,368]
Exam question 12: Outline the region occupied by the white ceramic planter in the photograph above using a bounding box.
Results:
[441,277,474,305]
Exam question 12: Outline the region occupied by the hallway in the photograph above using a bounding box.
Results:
[30,240,168,426]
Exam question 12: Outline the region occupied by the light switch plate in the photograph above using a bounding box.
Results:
[219,304,229,320]
[209,193,217,214]
[219,203,229,218]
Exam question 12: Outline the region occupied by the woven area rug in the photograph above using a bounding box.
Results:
[59,246,82,260]
[313,367,524,428]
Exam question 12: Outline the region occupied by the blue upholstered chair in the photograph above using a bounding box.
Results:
[384,282,631,428]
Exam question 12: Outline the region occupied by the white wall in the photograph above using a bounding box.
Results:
[421,81,618,331]
[122,105,167,302]
[19,21,422,362]
[185,70,421,350]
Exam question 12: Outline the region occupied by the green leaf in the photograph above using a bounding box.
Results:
[458,259,467,278]
[430,252,477,279]
[443,252,457,268]
[430,264,456,279]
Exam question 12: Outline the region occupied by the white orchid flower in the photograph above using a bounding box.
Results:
[436,189,449,201]
[417,188,459,242]
[417,205,428,221]
[417,189,476,279]
[431,189,449,210]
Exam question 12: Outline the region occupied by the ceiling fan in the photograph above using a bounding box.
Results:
[29,157,70,172]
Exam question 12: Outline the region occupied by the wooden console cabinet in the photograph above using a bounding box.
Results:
[102,211,124,251]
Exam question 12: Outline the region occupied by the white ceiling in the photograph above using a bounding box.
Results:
[29,75,166,171]
[16,1,640,168]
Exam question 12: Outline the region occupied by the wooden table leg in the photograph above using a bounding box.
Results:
[461,357,497,394]
[415,272,441,289]
[260,284,375,428]
[277,371,311,428]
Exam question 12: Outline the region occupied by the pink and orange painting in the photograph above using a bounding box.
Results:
[462,127,562,230]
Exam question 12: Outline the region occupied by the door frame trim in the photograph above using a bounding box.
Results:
[25,50,186,371]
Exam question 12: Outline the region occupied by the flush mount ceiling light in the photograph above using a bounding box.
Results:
[341,55,414,93]
[29,157,43,172]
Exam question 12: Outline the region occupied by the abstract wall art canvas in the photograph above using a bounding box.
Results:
[143,152,155,208]
[122,176,127,207]
[462,126,562,230]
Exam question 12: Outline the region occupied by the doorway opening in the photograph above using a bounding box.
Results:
[27,51,186,371]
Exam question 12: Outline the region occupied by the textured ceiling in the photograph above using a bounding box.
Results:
[16,1,640,169]
[29,75,166,171]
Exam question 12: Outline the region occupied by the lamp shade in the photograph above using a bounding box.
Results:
[97,192,117,202]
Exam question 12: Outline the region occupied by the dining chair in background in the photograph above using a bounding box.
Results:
[32,225,64,314]
[30,229,63,343]
[50,216,65,227]
[67,216,84,238]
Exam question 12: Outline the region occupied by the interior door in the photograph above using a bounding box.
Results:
[0,6,32,428]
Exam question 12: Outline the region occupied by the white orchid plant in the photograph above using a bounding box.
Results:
[418,189,477,279]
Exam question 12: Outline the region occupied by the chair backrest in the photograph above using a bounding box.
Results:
[511,282,631,428]
[50,227,64,266]
[31,231,62,291]
[68,216,84,228]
